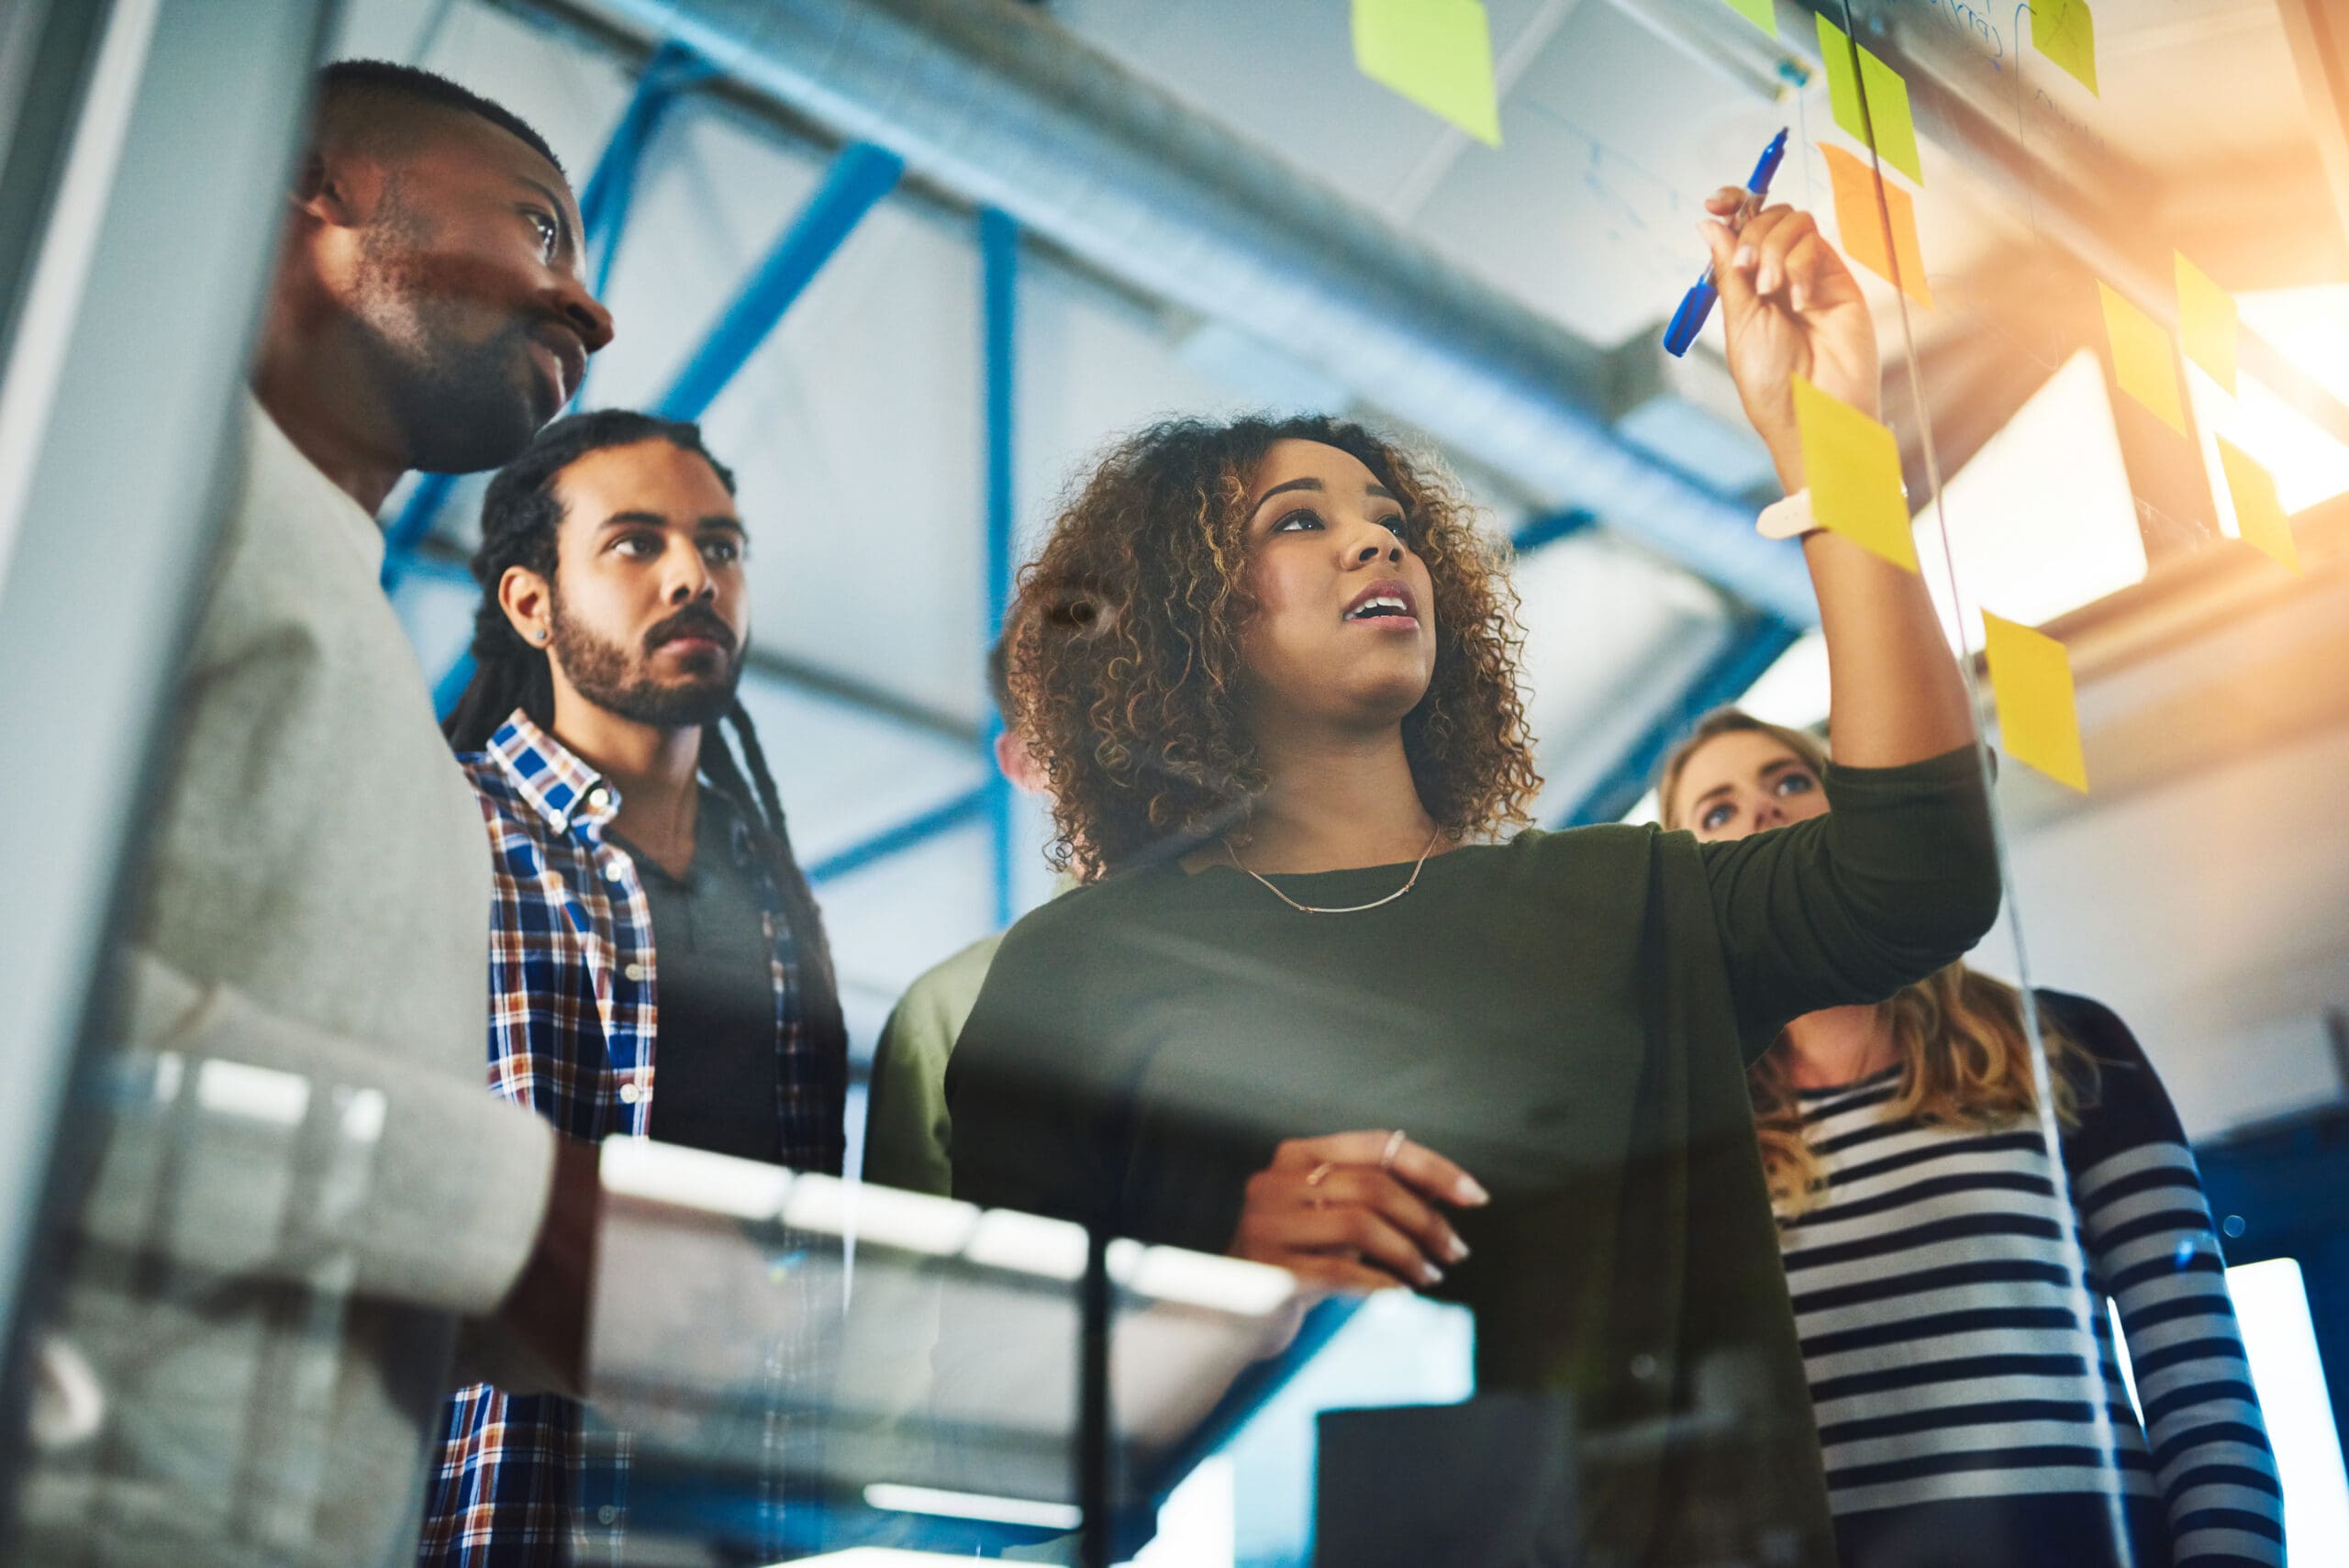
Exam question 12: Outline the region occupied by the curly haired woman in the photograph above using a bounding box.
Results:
[1659,708,2284,1568]
[946,198,1998,1564]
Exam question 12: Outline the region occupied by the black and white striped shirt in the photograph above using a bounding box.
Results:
[1780,991,2285,1567]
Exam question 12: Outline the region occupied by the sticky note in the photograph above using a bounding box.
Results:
[2176,252,2238,395]
[2031,0,2099,96]
[1720,0,1776,37]
[2217,436,2299,573]
[1983,611,2088,792]
[1817,15,1924,186]
[2098,281,2187,436]
[1352,0,1502,147]
[1792,373,1917,572]
[1821,144,1932,306]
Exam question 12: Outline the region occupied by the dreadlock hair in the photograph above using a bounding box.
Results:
[316,60,565,176]
[442,410,849,1168]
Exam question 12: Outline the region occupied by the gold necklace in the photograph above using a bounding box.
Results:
[1223,827,1444,915]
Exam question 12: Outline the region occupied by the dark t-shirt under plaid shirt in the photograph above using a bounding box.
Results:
[417,710,846,1567]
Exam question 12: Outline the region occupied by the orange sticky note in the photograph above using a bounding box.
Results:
[1792,373,1917,572]
[2216,436,2299,573]
[1821,144,1932,307]
[2176,252,2238,395]
[1720,0,1776,37]
[1983,611,2088,792]
[2031,0,2099,96]
[2099,281,2187,436]
[1817,15,1924,186]
[1352,0,1502,146]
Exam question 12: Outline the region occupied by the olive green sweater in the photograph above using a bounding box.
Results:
[947,748,1999,1567]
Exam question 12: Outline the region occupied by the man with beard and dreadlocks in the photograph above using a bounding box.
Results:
[424,410,848,1565]
[7,61,612,1568]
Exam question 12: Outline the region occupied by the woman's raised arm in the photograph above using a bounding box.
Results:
[1700,195,1975,768]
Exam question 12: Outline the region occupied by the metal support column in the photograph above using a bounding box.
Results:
[651,140,904,421]
[1509,507,1597,554]
[807,785,988,886]
[1554,612,1803,828]
[981,207,1018,929]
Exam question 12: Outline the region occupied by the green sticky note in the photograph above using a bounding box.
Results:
[1353,0,1503,147]
[1792,373,1918,573]
[1720,0,1776,38]
[2032,0,2099,96]
[1816,15,1924,186]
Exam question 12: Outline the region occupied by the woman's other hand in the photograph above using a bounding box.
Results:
[1699,189,1879,493]
[1228,1130,1488,1295]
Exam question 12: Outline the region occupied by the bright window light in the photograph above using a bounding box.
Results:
[783,1174,979,1255]
[2229,1258,2349,1565]
[1738,629,1831,730]
[598,1139,791,1220]
[778,1550,996,1566]
[1913,349,2146,655]
[2188,286,2349,520]
[1127,1455,1235,1567]
[1128,1247,1295,1317]
[862,1482,1082,1531]
[962,1208,1090,1280]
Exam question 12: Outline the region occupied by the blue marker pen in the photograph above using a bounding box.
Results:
[1663,127,1789,358]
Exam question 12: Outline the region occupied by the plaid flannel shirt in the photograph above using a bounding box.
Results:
[418,711,842,1566]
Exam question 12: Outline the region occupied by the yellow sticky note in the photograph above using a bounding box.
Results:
[2031,0,2099,96]
[1720,0,1776,37]
[2217,436,2299,573]
[1817,15,1924,186]
[1353,0,1502,147]
[1792,373,1917,572]
[2098,281,2187,436]
[1821,144,1933,307]
[2176,252,2238,395]
[1983,611,2088,792]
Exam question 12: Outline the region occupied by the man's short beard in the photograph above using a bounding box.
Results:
[351,185,554,473]
[551,595,741,730]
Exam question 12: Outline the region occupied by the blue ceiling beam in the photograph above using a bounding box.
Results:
[982,207,1019,930]
[578,39,711,301]
[384,44,707,592]
[652,141,905,422]
[808,784,989,885]
[1509,507,1598,555]
[1554,613,1803,828]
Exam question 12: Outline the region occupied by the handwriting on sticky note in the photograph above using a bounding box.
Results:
[2098,281,2187,436]
[2217,437,2299,573]
[2031,0,2099,96]
[1983,612,2088,792]
[1822,144,1932,307]
[1720,0,1776,37]
[2176,253,2237,395]
[1352,0,1502,147]
[1792,374,1917,572]
[1817,15,1924,185]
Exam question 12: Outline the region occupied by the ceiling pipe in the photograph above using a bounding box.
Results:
[552,0,1820,623]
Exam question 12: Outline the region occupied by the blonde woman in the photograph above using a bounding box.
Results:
[1660,708,2284,1568]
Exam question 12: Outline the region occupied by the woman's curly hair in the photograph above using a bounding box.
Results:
[1008,413,1542,875]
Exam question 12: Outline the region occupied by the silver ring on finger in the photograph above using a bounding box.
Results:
[1304,1160,1335,1208]
[1379,1129,1406,1172]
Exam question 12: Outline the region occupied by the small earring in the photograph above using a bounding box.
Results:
[533,630,548,645]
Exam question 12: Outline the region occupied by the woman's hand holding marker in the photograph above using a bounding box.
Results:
[1700,188,1878,495]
